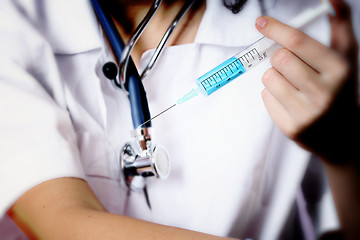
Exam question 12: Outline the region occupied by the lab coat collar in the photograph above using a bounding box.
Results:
[15,0,102,54]
[34,0,267,54]
[195,0,265,47]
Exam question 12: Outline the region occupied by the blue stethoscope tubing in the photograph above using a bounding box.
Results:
[91,0,152,129]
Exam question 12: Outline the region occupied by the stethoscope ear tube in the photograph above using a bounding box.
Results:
[91,0,151,129]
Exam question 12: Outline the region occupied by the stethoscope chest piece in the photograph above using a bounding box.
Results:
[120,128,170,191]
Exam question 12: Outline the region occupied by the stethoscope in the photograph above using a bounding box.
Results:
[91,0,195,208]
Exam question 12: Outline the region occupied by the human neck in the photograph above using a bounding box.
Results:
[113,0,206,67]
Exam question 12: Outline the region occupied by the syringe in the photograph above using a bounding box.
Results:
[137,0,334,128]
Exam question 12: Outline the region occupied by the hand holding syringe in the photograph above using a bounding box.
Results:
[138,0,335,128]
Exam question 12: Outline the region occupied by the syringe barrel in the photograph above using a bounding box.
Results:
[194,37,278,97]
[233,37,280,72]
[195,57,246,96]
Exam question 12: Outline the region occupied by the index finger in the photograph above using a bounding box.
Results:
[255,16,339,74]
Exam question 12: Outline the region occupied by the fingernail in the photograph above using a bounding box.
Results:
[256,17,268,29]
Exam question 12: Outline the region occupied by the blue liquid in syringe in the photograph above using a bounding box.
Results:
[197,57,246,96]
[176,57,248,104]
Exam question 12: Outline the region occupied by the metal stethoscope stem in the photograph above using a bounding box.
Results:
[119,0,162,87]
[120,0,195,86]
[140,0,195,80]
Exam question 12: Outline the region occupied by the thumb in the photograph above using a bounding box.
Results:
[328,0,358,60]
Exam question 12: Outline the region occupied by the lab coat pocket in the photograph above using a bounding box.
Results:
[76,131,119,179]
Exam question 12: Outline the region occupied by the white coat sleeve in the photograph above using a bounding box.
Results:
[0,1,86,217]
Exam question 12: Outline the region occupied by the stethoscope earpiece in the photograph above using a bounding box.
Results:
[102,61,123,89]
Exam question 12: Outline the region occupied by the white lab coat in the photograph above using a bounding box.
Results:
[1,0,359,239]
